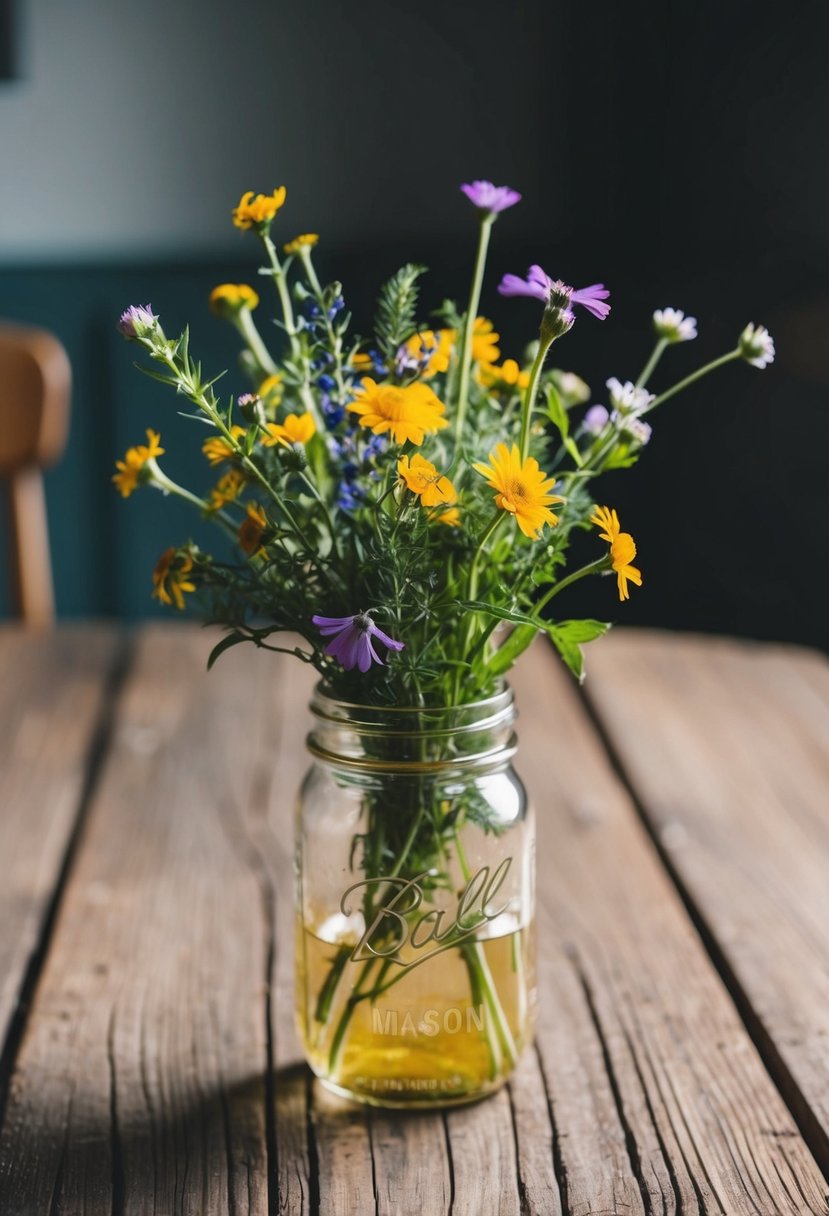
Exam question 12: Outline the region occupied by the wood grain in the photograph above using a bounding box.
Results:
[584,629,829,1177]
[0,626,120,1063]
[511,641,829,1215]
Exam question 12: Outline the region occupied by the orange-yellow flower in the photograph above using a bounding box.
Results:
[112,429,164,498]
[477,358,530,391]
[262,412,317,446]
[259,373,284,407]
[397,454,457,507]
[429,505,461,527]
[591,505,643,601]
[202,425,246,467]
[473,443,564,540]
[349,378,448,445]
[402,329,453,378]
[470,317,501,364]
[283,233,319,254]
[238,502,268,555]
[209,468,246,509]
[152,548,196,611]
[232,187,286,230]
[209,283,259,315]
[350,350,375,373]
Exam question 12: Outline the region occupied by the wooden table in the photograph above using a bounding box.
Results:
[1,624,828,1215]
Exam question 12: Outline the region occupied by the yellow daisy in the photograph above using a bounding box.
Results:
[397,454,457,507]
[591,506,643,601]
[283,233,319,254]
[238,503,268,555]
[473,443,564,540]
[232,187,286,230]
[112,429,164,498]
[262,412,317,446]
[259,373,284,408]
[209,283,259,315]
[209,468,246,510]
[470,317,501,364]
[202,425,246,467]
[350,351,375,374]
[152,548,196,611]
[402,329,453,378]
[348,378,448,446]
[429,506,461,527]
[477,358,530,391]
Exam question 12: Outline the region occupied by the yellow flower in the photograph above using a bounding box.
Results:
[283,233,319,254]
[238,502,268,555]
[259,373,284,407]
[209,468,246,509]
[152,548,196,611]
[209,283,259,315]
[473,443,564,540]
[112,429,164,498]
[262,412,317,446]
[349,378,448,445]
[477,358,530,391]
[232,187,287,230]
[350,351,376,373]
[202,425,246,467]
[471,317,501,364]
[429,505,461,527]
[397,454,457,507]
[591,505,643,601]
[403,329,453,378]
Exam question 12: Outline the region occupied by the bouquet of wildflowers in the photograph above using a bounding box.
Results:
[115,180,773,1083]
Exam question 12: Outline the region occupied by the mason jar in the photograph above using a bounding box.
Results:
[294,684,535,1108]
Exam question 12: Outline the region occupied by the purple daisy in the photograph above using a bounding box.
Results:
[498,266,611,320]
[118,304,159,340]
[460,180,522,214]
[312,611,404,673]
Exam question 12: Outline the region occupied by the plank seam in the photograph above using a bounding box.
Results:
[534,1040,570,1216]
[579,681,829,1193]
[441,1112,456,1216]
[107,1005,126,1216]
[0,631,134,1136]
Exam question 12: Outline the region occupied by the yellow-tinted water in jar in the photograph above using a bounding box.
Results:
[296,915,536,1107]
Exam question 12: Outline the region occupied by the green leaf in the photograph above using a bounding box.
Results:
[562,436,584,467]
[603,445,640,470]
[459,601,544,629]
[544,383,569,438]
[206,631,248,670]
[548,619,611,683]
[374,263,427,361]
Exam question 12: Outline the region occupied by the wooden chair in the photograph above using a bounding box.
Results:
[0,323,71,625]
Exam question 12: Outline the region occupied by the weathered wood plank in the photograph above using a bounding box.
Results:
[584,629,829,1177]
[0,625,121,1060]
[0,626,274,1215]
[511,642,829,1216]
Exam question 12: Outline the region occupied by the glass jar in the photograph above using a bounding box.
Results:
[294,684,535,1109]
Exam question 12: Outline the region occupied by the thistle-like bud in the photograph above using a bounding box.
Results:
[118,304,159,341]
[238,392,267,427]
[738,323,775,369]
[283,441,309,472]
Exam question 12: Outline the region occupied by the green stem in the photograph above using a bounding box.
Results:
[234,308,278,378]
[454,215,494,448]
[261,233,298,347]
[146,460,209,513]
[644,348,741,414]
[534,556,609,611]
[635,337,668,388]
[519,334,554,460]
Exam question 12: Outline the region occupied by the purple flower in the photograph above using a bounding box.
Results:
[498,267,611,320]
[118,304,158,340]
[582,404,610,435]
[460,180,522,214]
[312,612,405,673]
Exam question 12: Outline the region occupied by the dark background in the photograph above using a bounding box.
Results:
[1,0,826,648]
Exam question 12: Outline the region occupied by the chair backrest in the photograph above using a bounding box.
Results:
[0,323,71,625]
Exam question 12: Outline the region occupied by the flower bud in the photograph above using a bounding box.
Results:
[118,304,159,341]
[653,307,697,343]
[209,283,259,317]
[283,442,309,472]
[237,392,267,427]
[738,323,775,369]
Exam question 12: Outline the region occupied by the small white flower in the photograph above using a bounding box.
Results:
[606,377,655,416]
[610,412,653,446]
[739,323,775,369]
[653,307,697,343]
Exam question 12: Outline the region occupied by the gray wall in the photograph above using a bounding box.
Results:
[0,0,557,261]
